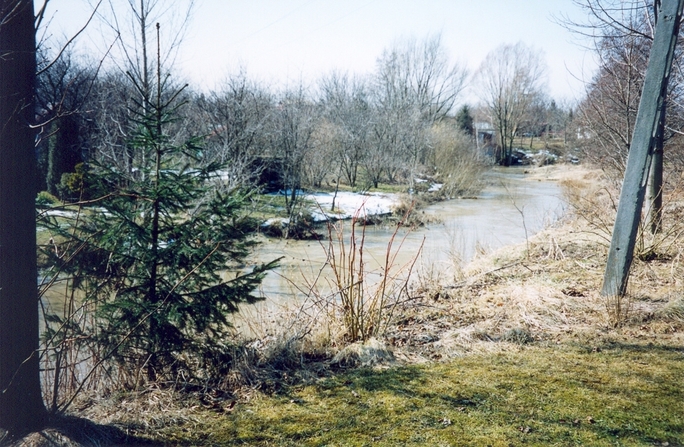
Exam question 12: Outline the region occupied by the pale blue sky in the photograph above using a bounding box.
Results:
[45,0,597,103]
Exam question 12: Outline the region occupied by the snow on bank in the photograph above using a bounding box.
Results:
[306,191,398,221]
[263,190,400,226]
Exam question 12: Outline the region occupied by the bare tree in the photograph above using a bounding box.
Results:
[546,99,575,145]
[191,72,273,189]
[318,71,373,188]
[573,3,652,175]
[518,94,550,149]
[364,117,395,188]
[82,70,138,177]
[566,0,684,234]
[304,119,337,189]
[375,34,468,123]
[94,0,195,103]
[0,0,47,435]
[559,0,684,297]
[475,42,547,165]
[372,34,467,186]
[268,86,317,230]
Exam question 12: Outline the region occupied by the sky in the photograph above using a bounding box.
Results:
[44,0,598,104]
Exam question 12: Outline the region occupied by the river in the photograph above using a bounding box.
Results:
[251,167,566,303]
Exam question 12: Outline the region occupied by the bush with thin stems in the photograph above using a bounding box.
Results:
[313,205,422,343]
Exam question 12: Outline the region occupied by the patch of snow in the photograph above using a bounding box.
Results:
[42,210,77,218]
[305,191,398,222]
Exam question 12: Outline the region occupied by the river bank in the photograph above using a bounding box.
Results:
[241,164,683,364]
[16,164,684,446]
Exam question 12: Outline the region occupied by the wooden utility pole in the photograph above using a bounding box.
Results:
[648,1,667,236]
[648,105,665,235]
[602,0,684,297]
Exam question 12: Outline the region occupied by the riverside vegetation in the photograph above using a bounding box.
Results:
[18,164,684,446]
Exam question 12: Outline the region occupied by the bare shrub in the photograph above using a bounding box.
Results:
[310,207,422,343]
[429,122,486,198]
[559,167,684,326]
[561,168,684,257]
[38,206,112,415]
[560,172,617,246]
[603,293,633,328]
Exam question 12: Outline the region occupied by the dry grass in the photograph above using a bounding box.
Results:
[386,164,684,361]
[216,163,684,372]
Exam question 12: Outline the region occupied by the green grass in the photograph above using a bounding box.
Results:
[246,193,292,220]
[139,342,684,446]
[364,183,407,194]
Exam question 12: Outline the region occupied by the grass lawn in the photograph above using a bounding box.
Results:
[144,342,683,446]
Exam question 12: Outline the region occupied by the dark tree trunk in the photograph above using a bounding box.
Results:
[0,0,47,435]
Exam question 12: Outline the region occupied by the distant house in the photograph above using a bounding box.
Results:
[473,121,497,160]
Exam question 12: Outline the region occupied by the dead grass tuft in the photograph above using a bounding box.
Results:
[655,296,684,322]
[331,337,396,367]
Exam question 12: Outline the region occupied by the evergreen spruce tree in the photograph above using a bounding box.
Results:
[41,29,276,383]
[456,104,474,137]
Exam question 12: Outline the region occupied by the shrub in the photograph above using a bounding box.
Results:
[428,122,486,198]
[314,206,421,343]
[36,191,60,208]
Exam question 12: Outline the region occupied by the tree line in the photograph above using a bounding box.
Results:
[570,0,684,178]
[36,35,486,212]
